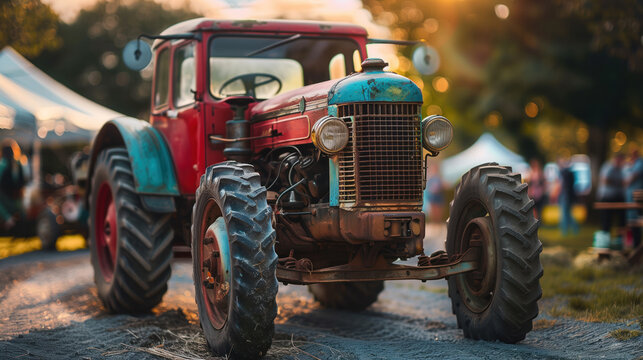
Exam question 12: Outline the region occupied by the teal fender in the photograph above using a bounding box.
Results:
[89,117,179,205]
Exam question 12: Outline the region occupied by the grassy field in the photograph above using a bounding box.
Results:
[538,225,597,254]
[539,225,642,325]
[541,264,642,322]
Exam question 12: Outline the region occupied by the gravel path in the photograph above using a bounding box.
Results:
[0,230,641,359]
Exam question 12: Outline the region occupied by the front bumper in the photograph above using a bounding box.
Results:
[302,205,425,244]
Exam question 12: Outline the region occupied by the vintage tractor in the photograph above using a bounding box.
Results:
[87,19,542,358]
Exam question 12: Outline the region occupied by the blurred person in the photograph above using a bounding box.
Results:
[527,158,546,219]
[0,139,26,230]
[424,162,446,223]
[597,153,626,235]
[624,148,642,247]
[558,157,579,236]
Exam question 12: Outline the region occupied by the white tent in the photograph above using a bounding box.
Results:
[0,47,121,133]
[0,87,36,144]
[0,73,94,144]
[440,133,529,185]
[0,47,123,144]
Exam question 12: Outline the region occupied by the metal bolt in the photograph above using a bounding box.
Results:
[203,271,215,289]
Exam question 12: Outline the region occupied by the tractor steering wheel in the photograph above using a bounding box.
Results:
[218,73,282,98]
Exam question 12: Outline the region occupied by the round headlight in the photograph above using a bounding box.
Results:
[422,115,453,152]
[311,116,349,154]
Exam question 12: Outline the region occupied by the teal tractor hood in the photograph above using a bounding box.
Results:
[328,62,423,105]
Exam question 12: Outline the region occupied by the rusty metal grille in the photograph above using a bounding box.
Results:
[337,102,423,204]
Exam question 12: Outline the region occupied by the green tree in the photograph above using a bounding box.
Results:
[0,0,60,57]
[32,0,198,118]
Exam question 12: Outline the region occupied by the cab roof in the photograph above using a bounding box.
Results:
[160,18,369,37]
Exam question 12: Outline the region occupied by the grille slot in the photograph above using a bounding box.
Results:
[337,102,422,205]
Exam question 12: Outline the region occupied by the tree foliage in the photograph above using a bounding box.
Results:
[0,0,60,57]
[364,0,643,162]
[32,0,198,118]
[560,0,643,72]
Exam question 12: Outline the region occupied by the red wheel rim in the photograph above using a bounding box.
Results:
[95,181,117,282]
[199,199,230,329]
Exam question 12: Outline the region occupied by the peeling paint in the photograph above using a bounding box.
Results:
[107,117,179,195]
[328,71,422,104]
[329,156,339,206]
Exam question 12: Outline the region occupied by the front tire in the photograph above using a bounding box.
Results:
[447,163,542,343]
[192,161,278,359]
[89,148,174,313]
[309,281,384,311]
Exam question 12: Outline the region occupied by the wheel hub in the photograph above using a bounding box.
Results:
[200,206,231,330]
[459,216,497,313]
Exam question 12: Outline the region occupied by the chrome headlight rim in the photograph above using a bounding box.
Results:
[422,115,453,152]
[311,116,350,154]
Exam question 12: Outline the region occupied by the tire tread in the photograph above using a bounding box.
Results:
[191,161,277,359]
[89,147,173,313]
[447,164,542,343]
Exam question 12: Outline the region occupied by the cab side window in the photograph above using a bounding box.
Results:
[329,53,346,80]
[173,43,196,108]
[154,48,170,108]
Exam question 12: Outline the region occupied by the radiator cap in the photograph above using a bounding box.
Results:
[361,58,388,72]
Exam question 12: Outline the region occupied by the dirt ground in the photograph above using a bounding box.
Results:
[0,225,641,359]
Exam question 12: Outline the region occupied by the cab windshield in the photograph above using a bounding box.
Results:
[209,36,361,99]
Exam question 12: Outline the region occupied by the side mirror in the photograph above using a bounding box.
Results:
[123,39,152,71]
[412,45,440,75]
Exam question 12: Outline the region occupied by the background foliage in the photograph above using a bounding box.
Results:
[32,0,198,118]
[0,0,60,57]
[364,0,643,163]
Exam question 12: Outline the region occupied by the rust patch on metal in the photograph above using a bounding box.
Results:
[231,20,268,28]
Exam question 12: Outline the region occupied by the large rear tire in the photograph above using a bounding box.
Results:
[89,148,174,313]
[309,281,384,311]
[192,161,278,359]
[447,163,542,343]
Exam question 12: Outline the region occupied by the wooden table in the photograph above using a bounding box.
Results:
[594,190,643,264]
